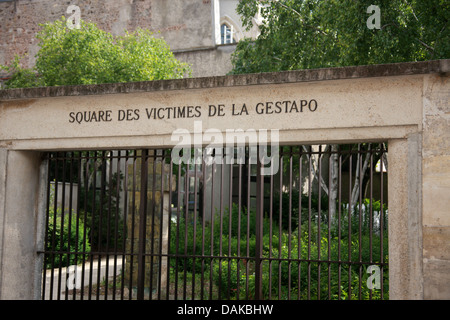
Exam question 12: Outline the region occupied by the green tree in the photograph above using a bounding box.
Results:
[0,55,42,88]
[231,0,449,74]
[231,0,446,221]
[1,17,190,88]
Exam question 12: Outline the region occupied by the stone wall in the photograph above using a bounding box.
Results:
[0,0,242,77]
[123,150,174,298]
[0,61,448,299]
[0,0,152,67]
[421,71,450,299]
[174,44,236,77]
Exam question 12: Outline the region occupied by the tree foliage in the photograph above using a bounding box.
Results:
[231,0,449,74]
[1,17,190,88]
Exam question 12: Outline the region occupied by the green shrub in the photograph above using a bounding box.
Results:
[45,207,91,269]
[273,189,328,231]
[169,204,274,273]
[169,201,388,300]
[80,171,124,251]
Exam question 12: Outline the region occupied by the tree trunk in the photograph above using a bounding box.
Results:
[351,144,371,212]
[328,144,339,221]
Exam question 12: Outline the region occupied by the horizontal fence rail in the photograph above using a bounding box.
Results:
[39,143,388,300]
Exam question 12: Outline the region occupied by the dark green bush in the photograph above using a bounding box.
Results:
[169,203,274,273]
[45,208,91,269]
[80,172,124,251]
[273,190,328,231]
[169,200,388,300]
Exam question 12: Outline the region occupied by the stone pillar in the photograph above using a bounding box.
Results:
[123,151,174,298]
[388,136,423,299]
[422,73,450,299]
[0,150,47,299]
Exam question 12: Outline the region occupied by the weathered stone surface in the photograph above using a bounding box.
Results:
[422,156,450,226]
[424,259,450,300]
[123,153,172,296]
[0,61,449,299]
[1,60,447,100]
[423,227,450,261]
[421,71,450,299]
[0,62,432,153]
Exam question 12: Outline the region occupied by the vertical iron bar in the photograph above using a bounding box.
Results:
[246,151,252,300]
[137,149,149,300]
[278,153,283,300]
[369,146,374,300]
[254,146,263,300]
[80,152,89,300]
[88,152,97,300]
[50,153,59,300]
[183,158,189,300]
[227,158,233,300]
[307,146,312,300]
[358,145,363,300]
[201,153,206,300]
[380,144,385,300]
[209,158,216,300]
[328,149,332,300]
[348,148,353,300]
[192,157,199,300]
[167,151,173,300]
[104,151,114,300]
[317,146,322,300]
[41,153,52,300]
[218,157,224,300]
[111,150,119,300]
[288,147,293,300]
[49,153,57,300]
[120,150,129,300]
[67,152,75,300]
[338,146,342,300]
[175,156,183,300]
[298,149,303,300]
[58,152,67,300]
[158,150,165,300]
[128,151,138,299]
[236,160,242,300]
[149,150,158,300]
[268,149,274,300]
[77,152,86,300]
[96,151,106,300]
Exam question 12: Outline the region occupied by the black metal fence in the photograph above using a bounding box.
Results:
[39,143,388,300]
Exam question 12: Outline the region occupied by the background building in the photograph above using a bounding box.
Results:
[0,0,261,79]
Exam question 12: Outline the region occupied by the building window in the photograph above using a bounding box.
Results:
[220,23,235,44]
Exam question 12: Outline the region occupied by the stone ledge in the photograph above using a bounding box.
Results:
[0,60,448,101]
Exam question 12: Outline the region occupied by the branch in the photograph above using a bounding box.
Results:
[351,144,371,211]
[382,143,388,171]
[270,0,328,35]
[381,20,435,54]
[302,145,329,196]
[430,22,448,59]
[402,0,419,23]
[416,37,435,52]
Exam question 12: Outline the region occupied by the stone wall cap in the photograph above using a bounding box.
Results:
[1,59,448,101]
